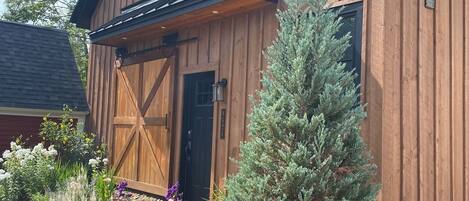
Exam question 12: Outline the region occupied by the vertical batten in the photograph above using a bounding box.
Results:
[362,2,384,197]
[224,16,235,183]
[216,17,233,187]
[227,14,248,174]
[401,0,419,200]
[451,0,465,200]
[418,0,436,200]
[245,10,263,141]
[381,0,403,200]
[435,0,452,199]
[465,0,469,199]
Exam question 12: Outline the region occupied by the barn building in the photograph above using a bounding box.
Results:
[71,0,469,200]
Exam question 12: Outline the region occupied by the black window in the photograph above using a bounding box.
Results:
[335,2,363,82]
[195,80,214,106]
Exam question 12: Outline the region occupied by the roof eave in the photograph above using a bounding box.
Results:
[89,0,223,43]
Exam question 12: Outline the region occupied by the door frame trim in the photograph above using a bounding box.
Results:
[178,71,216,200]
[172,60,221,201]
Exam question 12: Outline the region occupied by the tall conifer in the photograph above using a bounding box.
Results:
[225,0,379,200]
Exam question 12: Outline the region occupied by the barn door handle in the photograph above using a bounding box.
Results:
[185,130,192,161]
[165,113,168,130]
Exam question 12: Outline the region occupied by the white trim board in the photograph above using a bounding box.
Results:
[0,107,88,118]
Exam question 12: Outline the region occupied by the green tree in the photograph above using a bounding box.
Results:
[2,0,89,86]
[224,0,379,200]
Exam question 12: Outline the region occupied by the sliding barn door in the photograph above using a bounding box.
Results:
[112,52,175,195]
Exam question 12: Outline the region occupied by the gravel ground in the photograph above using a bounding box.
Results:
[113,191,164,201]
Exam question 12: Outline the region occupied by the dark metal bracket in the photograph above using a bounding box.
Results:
[425,0,435,9]
[114,37,197,60]
[115,47,128,59]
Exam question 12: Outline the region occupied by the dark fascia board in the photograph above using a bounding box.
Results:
[70,0,98,29]
[89,0,223,43]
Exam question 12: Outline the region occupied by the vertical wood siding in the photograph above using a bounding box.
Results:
[167,5,278,187]
[86,0,469,199]
[87,0,139,144]
[361,0,469,200]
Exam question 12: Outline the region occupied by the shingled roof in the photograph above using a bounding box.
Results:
[0,21,89,112]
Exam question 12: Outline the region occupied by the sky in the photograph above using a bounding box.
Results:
[0,0,4,15]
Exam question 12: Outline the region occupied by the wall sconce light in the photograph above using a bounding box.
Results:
[212,79,228,102]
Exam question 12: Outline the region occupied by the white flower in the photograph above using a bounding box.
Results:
[10,142,19,151]
[88,159,99,167]
[103,177,112,183]
[102,158,108,165]
[69,181,80,190]
[0,172,11,181]
[0,169,5,174]
[32,143,44,154]
[47,149,58,157]
[47,165,54,170]
[16,148,31,159]
[2,150,11,159]
[47,145,55,151]
[26,154,35,161]
[0,158,4,163]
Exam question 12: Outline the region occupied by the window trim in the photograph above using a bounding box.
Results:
[334,2,364,80]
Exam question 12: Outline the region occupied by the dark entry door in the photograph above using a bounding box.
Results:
[180,72,214,201]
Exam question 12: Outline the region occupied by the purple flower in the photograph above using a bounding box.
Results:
[116,181,128,197]
[165,182,180,200]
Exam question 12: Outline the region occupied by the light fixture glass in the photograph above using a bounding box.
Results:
[212,79,227,102]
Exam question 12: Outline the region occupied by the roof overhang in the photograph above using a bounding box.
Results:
[90,0,223,43]
[87,0,272,46]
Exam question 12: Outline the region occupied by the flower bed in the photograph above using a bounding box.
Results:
[0,108,176,201]
[0,142,58,200]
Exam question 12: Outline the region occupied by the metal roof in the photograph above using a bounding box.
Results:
[88,0,223,42]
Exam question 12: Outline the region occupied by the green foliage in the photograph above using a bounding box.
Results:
[211,186,226,201]
[32,193,50,201]
[44,166,96,201]
[0,106,118,200]
[225,0,379,200]
[54,162,85,187]
[93,168,116,201]
[27,149,115,201]
[88,155,115,201]
[1,0,89,85]
[40,106,104,164]
[0,142,59,201]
